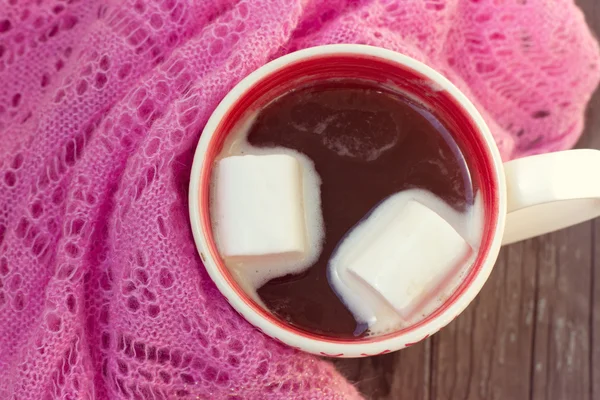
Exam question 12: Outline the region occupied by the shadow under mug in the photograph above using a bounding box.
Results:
[189,44,600,358]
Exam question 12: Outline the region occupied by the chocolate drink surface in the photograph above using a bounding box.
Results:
[235,79,476,338]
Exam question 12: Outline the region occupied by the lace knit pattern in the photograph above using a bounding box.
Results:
[0,0,598,399]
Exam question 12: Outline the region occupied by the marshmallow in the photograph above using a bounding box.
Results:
[212,154,307,260]
[345,199,472,320]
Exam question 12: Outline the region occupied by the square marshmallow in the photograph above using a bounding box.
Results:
[213,154,307,259]
[347,199,472,320]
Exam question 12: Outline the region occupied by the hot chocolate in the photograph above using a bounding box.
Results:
[210,79,482,338]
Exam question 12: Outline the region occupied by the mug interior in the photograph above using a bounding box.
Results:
[196,51,501,347]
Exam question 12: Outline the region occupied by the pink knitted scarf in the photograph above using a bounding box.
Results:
[0,0,598,399]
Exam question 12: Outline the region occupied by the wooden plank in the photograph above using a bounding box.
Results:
[593,220,600,400]
[573,0,600,396]
[430,239,538,400]
[333,340,431,400]
[530,225,593,400]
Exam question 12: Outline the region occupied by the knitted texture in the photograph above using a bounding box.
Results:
[0,0,598,399]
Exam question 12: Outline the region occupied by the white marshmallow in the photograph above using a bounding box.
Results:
[213,154,307,261]
[345,199,472,320]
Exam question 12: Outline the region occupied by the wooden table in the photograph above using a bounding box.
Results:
[335,1,600,398]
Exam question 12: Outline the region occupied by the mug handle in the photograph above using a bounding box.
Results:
[502,149,600,245]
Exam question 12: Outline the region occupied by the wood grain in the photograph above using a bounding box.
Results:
[334,0,600,398]
[593,221,599,400]
[575,0,600,397]
[530,226,593,400]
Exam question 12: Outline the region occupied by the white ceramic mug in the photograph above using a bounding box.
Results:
[188,44,600,358]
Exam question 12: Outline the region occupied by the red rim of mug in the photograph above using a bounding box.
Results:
[197,53,500,345]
